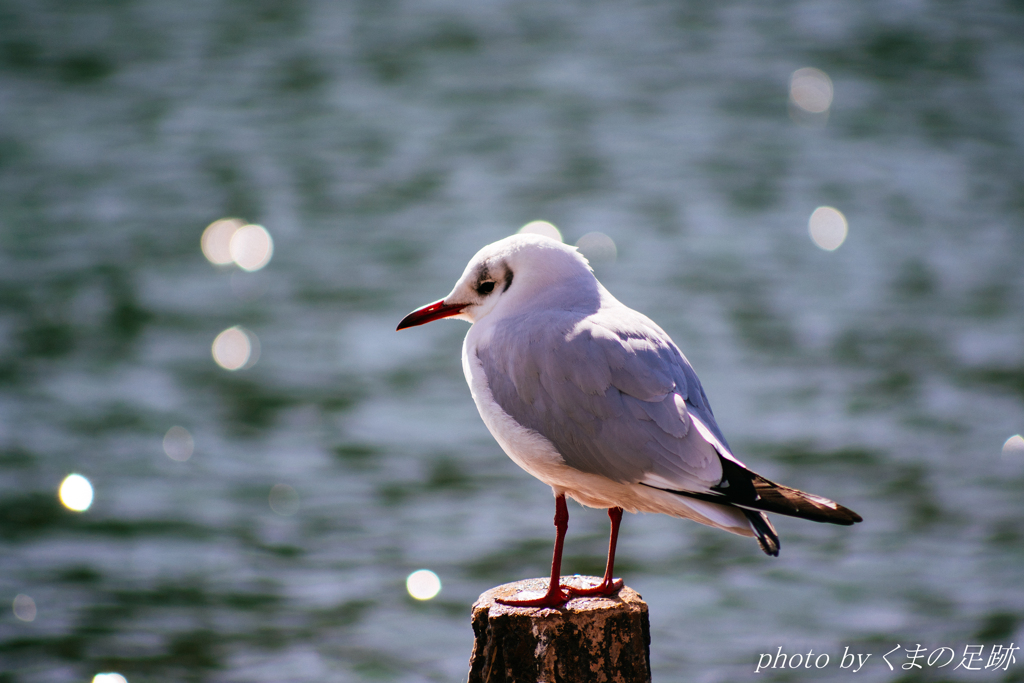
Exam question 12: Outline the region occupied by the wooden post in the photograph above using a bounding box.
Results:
[468,576,652,683]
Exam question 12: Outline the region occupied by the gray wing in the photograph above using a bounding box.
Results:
[478,304,736,492]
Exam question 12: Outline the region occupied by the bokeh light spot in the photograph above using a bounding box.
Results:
[92,674,128,683]
[790,67,834,114]
[518,220,562,242]
[230,224,274,272]
[269,484,300,516]
[201,218,246,265]
[59,474,93,512]
[212,326,259,371]
[575,232,617,263]
[1002,434,1024,458]
[406,569,441,600]
[163,426,194,462]
[13,594,36,622]
[808,206,848,251]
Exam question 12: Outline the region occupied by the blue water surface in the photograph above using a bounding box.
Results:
[1,1,1023,681]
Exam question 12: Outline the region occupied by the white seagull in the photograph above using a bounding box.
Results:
[398,233,861,607]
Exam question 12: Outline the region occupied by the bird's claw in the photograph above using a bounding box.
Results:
[495,585,573,608]
[566,577,624,597]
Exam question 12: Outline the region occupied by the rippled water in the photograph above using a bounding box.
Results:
[2,1,1023,681]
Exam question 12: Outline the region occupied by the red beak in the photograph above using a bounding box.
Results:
[396,299,467,330]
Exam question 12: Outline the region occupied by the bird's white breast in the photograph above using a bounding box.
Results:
[462,325,569,487]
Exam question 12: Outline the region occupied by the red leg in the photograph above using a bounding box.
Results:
[567,507,625,597]
[495,494,573,607]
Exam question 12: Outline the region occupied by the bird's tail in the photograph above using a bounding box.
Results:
[744,471,863,526]
[640,458,862,557]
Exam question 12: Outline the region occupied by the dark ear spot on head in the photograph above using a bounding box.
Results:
[503,268,514,292]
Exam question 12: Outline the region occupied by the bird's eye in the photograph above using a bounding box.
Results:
[476,281,495,295]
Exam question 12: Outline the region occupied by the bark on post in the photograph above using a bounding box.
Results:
[468,576,652,683]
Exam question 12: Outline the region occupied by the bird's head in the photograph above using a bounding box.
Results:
[396,233,595,330]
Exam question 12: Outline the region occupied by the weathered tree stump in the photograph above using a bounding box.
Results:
[468,576,651,683]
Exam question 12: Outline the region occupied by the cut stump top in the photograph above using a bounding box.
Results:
[468,577,651,683]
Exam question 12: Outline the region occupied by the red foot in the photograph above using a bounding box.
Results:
[495,582,572,608]
[495,577,624,607]
[566,577,624,597]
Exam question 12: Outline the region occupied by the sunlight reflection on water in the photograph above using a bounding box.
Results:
[808,206,849,251]
[790,66,833,127]
[1002,434,1024,458]
[12,595,37,622]
[230,224,274,272]
[201,218,246,266]
[575,231,617,264]
[269,484,300,516]
[202,218,274,271]
[406,569,442,601]
[790,67,833,114]
[58,474,93,512]
[212,326,260,371]
[92,674,128,683]
[162,426,194,462]
[518,220,563,242]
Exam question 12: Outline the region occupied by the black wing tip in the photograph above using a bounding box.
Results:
[831,507,864,525]
[781,493,864,526]
[765,500,864,526]
[746,472,863,526]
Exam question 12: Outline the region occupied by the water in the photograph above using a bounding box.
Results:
[2,0,1023,681]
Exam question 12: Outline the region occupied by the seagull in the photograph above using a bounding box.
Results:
[397,233,861,607]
